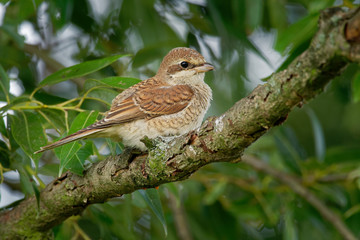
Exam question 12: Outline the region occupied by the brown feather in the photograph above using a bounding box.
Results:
[104,84,194,123]
[134,85,193,115]
[34,128,102,153]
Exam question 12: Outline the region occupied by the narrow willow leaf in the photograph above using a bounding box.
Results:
[66,155,84,176]
[39,54,130,86]
[267,0,287,30]
[87,88,119,106]
[102,76,141,89]
[344,203,360,219]
[10,111,47,166]
[19,170,34,196]
[284,210,297,240]
[106,138,117,155]
[31,178,41,209]
[275,13,318,54]
[325,146,360,164]
[315,185,347,207]
[39,109,67,133]
[17,159,36,196]
[0,96,29,114]
[165,183,181,207]
[245,0,263,30]
[38,163,59,177]
[132,47,164,69]
[76,141,93,161]
[0,24,25,48]
[57,111,99,175]
[68,111,99,135]
[0,141,10,168]
[273,130,302,174]
[0,116,7,138]
[306,109,325,162]
[203,180,227,205]
[85,77,141,91]
[0,65,10,102]
[66,142,93,176]
[57,142,82,176]
[139,188,167,236]
[352,72,360,102]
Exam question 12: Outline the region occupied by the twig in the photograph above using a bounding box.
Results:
[241,155,357,240]
[168,192,193,240]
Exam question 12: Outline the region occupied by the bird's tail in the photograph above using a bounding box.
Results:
[34,127,103,154]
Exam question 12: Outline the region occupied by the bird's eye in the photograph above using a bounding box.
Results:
[180,61,189,68]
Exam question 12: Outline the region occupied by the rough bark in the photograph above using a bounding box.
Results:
[1,7,359,240]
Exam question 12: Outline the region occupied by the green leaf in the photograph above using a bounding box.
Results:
[105,139,123,155]
[56,142,82,176]
[352,72,360,102]
[85,77,141,91]
[0,140,10,168]
[275,13,318,54]
[266,0,287,30]
[10,111,47,166]
[273,129,302,174]
[0,64,10,103]
[315,185,347,207]
[30,176,41,209]
[344,204,360,219]
[38,163,59,177]
[325,146,360,164]
[139,188,167,236]
[39,54,130,86]
[39,109,67,133]
[15,150,36,197]
[0,24,25,48]
[0,115,7,138]
[66,142,93,176]
[68,111,99,135]
[83,77,141,106]
[306,109,325,162]
[204,179,227,205]
[245,0,263,31]
[0,96,29,114]
[106,138,117,155]
[57,111,99,175]
[77,219,101,239]
[19,169,35,196]
[86,88,119,106]
[283,210,297,240]
[165,183,181,206]
[34,91,69,105]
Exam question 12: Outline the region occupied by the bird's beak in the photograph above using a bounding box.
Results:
[194,63,215,73]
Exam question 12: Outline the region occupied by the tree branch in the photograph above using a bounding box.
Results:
[241,155,357,240]
[1,7,359,239]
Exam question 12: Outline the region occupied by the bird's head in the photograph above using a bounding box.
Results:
[156,47,214,84]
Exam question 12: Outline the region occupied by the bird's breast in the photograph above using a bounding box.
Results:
[147,83,212,136]
[111,82,212,151]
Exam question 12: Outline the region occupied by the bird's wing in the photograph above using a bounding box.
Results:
[135,84,194,115]
[34,84,194,153]
[95,84,194,128]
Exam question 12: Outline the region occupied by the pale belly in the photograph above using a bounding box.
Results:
[102,104,207,151]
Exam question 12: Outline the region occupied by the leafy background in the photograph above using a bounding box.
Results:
[1,0,360,239]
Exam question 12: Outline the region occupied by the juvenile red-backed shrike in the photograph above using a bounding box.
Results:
[35,47,214,153]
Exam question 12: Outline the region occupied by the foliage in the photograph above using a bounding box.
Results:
[0,0,359,239]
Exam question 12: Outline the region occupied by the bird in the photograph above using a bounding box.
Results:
[35,47,214,153]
